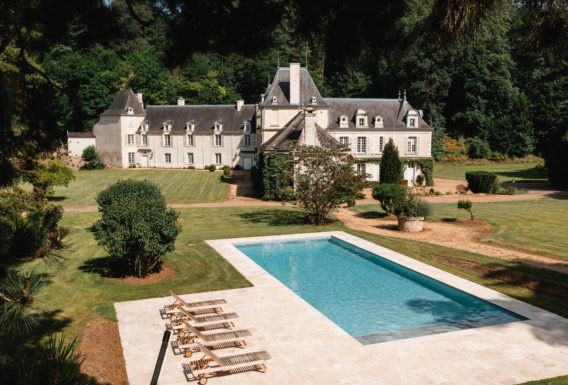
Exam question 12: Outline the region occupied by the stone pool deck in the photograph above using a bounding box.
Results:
[115,231,568,385]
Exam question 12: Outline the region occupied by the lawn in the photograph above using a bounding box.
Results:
[518,376,568,385]
[434,162,545,183]
[352,199,568,260]
[46,169,229,205]
[16,205,568,343]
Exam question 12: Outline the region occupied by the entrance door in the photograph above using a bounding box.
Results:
[141,155,148,168]
[243,157,252,170]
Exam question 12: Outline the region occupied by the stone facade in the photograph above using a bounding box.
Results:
[88,63,433,183]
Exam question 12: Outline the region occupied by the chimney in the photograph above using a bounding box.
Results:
[302,108,317,146]
[236,100,244,111]
[177,97,185,106]
[136,93,143,106]
[289,63,300,105]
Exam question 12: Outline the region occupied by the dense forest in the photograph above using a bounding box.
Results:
[1,0,567,186]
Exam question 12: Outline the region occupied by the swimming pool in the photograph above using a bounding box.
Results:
[234,236,525,344]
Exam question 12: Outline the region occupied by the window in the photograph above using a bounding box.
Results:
[126,107,133,114]
[357,137,367,153]
[357,163,366,176]
[214,134,223,146]
[215,153,222,165]
[187,153,194,164]
[244,134,251,146]
[311,96,317,104]
[374,116,383,128]
[163,134,171,147]
[339,115,349,128]
[142,134,148,145]
[409,118,416,127]
[358,118,365,127]
[244,121,251,131]
[128,152,135,164]
[165,153,171,163]
[379,136,384,152]
[407,136,417,153]
[339,137,349,149]
[272,96,277,104]
[127,134,134,145]
[186,134,194,146]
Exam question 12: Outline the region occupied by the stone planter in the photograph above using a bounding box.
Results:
[397,216,424,232]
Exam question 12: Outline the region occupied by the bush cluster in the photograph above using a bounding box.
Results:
[465,171,498,193]
[222,165,231,176]
[207,164,217,172]
[80,160,105,170]
[82,145,97,162]
[372,183,405,215]
[467,138,491,159]
[275,186,295,201]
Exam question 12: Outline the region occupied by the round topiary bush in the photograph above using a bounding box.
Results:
[465,171,498,193]
[223,165,231,176]
[208,164,217,172]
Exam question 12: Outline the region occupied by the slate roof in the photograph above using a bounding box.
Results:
[260,112,339,151]
[262,67,327,107]
[324,98,432,130]
[101,89,145,116]
[144,105,256,133]
[67,131,95,138]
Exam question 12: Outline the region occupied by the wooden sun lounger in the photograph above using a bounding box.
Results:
[173,308,238,333]
[188,342,271,384]
[163,291,226,314]
[177,321,251,357]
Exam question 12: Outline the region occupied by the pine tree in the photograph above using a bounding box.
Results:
[380,139,402,184]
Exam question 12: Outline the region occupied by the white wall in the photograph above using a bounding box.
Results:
[67,137,96,157]
[93,116,123,167]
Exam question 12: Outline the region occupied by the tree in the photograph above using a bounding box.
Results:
[379,139,402,184]
[458,199,474,220]
[91,180,181,277]
[292,145,363,225]
[372,184,406,216]
[24,161,74,198]
[82,146,97,162]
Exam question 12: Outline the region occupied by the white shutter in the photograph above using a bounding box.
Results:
[211,135,214,146]
[416,136,421,156]
[404,136,409,155]
[184,153,187,164]
[135,135,140,145]
[221,134,224,146]
[160,135,164,147]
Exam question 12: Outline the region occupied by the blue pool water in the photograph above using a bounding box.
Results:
[235,237,524,343]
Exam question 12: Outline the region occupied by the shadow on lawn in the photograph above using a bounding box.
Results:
[235,209,306,226]
[79,256,123,278]
[356,210,388,219]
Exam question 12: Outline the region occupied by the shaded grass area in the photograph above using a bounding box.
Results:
[518,376,568,385]
[20,207,340,337]
[352,199,568,260]
[434,162,545,183]
[43,169,229,205]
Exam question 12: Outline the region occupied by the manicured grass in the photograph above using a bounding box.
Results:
[434,162,545,183]
[46,169,229,205]
[518,376,568,385]
[16,205,568,341]
[352,199,568,259]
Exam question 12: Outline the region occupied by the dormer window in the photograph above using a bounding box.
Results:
[243,121,251,132]
[140,123,148,132]
[339,115,349,128]
[355,109,368,128]
[126,107,134,115]
[272,96,277,105]
[406,110,419,128]
[311,96,317,104]
[373,116,383,128]
[185,122,195,132]
[214,121,223,132]
[162,121,172,131]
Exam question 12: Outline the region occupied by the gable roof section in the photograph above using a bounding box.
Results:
[101,89,145,116]
[262,67,327,107]
[144,105,256,133]
[324,98,432,130]
[67,131,95,138]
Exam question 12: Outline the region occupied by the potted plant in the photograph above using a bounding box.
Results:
[394,192,431,232]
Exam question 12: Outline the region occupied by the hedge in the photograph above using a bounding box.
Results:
[465,171,498,193]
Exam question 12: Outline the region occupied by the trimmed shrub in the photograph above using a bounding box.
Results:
[208,164,217,172]
[82,145,97,161]
[128,163,136,168]
[457,199,474,220]
[394,193,431,218]
[465,171,498,193]
[415,174,425,186]
[80,160,105,170]
[223,165,231,176]
[187,165,195,170]
[91,180,180,277]
[372,183,405,215]
[379,139,402,184]
[467,138,491,159]
[275,186,295,201]
[233,164,242,170]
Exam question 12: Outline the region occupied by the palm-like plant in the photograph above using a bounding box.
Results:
[0,270,47,338]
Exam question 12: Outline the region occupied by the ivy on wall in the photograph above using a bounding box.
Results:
[353,157,434,186]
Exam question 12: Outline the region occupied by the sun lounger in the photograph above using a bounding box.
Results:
[177,321,251,357]
[163,291,226,314]
[188,342,271,384]
[173,308,238,333]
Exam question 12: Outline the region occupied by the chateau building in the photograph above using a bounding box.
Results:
[81,63,432,184]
